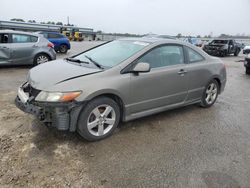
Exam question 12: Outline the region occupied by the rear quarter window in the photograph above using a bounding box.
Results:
[31,36,38,42]
[186,47,205,63]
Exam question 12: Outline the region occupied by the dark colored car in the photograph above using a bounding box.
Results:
[244,54,250,74]
[38,32,70,53]
[203,39,241,57]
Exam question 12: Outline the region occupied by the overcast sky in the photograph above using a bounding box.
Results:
[1,0,250,36]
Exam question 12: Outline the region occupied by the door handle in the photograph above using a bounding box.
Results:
[178,69,187,75]
[2,46,9,49]
[32,45,38,48]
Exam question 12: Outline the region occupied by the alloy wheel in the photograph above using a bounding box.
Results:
[36,55,49,64]
[87,105,116,136]
[205,83,218,105]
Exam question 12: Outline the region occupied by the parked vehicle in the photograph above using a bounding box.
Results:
[184,37,203,47]
[38,31,70,53]
[203,39,241,57]
[243,45,250,54]
[0,30,56,66]
[244,54,250,74]
[73,31,83,41]
[15,38,226,141]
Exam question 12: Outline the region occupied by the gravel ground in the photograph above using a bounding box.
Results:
[0,41,250,188]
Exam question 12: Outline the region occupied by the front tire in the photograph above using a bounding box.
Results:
[234,49,240,56]
[200,79,219,108]
[77,97,120,141]
[221,50,227,57]
[246,68,250,75]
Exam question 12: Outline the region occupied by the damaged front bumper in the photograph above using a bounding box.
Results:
[203,48,223,56]
[15,83,85,132]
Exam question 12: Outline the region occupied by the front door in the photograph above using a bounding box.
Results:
[0,33,11,65]
[128,44,188,114]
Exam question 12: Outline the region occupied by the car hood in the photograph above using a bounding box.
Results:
[28,59,102,90]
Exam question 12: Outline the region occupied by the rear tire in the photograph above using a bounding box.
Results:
[246,68,250,75]
[200,79,219,108]
[234,49,240,56]
[59,44,68,53]
[33,53,50,66]
[77,97,120,141]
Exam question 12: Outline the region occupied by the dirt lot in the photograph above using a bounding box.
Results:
[0,42,250,188]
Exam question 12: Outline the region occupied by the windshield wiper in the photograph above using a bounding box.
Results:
[84,55,104,69]
[65,57,89,64]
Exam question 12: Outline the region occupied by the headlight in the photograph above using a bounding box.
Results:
[35,91,82,102]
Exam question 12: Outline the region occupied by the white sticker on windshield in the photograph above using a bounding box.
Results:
[133,41,149,46]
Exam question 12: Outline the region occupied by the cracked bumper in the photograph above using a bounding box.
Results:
[15,84,84,132]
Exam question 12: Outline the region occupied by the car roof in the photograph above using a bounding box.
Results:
[118,37,192,46]
[118,37,210,59]
[0,29,39,37]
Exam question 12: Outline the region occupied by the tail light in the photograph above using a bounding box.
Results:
[47,42,54,48]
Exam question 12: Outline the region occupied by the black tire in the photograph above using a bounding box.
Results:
[234,49,240,56]
[221,50,227,57]
[246,68,250,75]
[33,53,50,66]
[77,97,120,141]
[59,44,68,53]
[200,79,219,108]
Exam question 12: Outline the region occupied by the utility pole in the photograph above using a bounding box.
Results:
[67,16,69,25]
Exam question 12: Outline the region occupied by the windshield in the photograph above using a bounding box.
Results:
[74,40,149,68]
[211,40,228,45]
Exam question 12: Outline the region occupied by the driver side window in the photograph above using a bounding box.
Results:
[137,45,184,68]
[0,34,9,43]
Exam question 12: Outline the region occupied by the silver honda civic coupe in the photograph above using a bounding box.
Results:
[15,37,226,141]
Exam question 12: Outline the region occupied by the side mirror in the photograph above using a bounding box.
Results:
[132,62,151,73]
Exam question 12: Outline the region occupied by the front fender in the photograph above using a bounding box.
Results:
[77,89,125,102]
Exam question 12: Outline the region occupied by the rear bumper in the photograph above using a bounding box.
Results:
[15,84,84,132]
[49,48,57,60]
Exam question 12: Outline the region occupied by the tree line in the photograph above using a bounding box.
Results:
[10,18,73,26]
